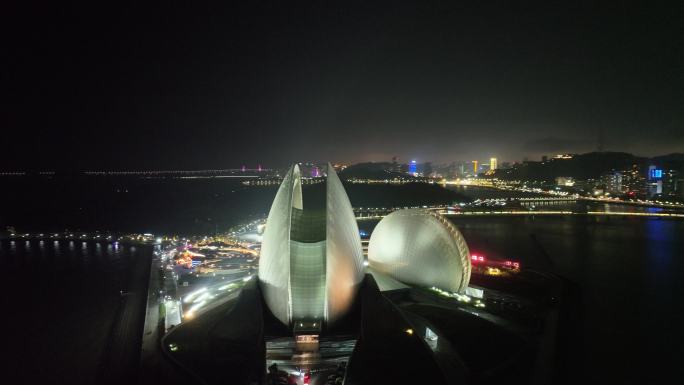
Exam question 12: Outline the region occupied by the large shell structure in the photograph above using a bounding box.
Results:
[368,209,471,293]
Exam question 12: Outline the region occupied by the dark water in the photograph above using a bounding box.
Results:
[0,177,277,235]
[0,177,466,235]
[1,240,151,384]
[360,215,684,384]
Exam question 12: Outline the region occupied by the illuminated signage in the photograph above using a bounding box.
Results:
[650,169,663,179]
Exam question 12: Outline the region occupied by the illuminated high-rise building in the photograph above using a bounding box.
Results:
[472,160,478,175]
[408,160,417,175]
[490,157,498,171]
[602,172,624,194]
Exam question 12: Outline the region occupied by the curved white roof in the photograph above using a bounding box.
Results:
[368,209,471,293]
[325,163,365,322]
[258,165,301,325]
[258,164,364,327]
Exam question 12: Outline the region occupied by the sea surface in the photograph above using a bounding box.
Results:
[2,240,152,384]
[0,177,465,235]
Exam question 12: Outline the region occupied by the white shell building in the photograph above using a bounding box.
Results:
[368,209,472,293]
[258,164,364,329]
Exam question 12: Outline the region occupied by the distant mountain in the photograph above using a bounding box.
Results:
[653,153,684,161]
[492,151,681,181]
[651,153,684,167]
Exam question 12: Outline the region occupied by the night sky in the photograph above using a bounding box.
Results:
[5,1,683,170]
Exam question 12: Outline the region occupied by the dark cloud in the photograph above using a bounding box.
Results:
[3,2,683,169]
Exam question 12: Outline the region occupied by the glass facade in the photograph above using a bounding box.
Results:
[290,241,326,321]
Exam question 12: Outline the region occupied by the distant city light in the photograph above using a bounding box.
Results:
[554,154,574,159]
[408,160,417,175]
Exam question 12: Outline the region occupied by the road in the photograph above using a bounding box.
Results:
[138,251,162,383]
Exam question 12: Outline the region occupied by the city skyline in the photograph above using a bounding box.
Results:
[2,148,683,173]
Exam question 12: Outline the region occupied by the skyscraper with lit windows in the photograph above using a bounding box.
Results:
[408,160,417,175]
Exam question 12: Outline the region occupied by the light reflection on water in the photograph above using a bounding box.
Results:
[455,215,684,384]
[81,241,89,263]
[644,218,674,288]
[0,239,150,384]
